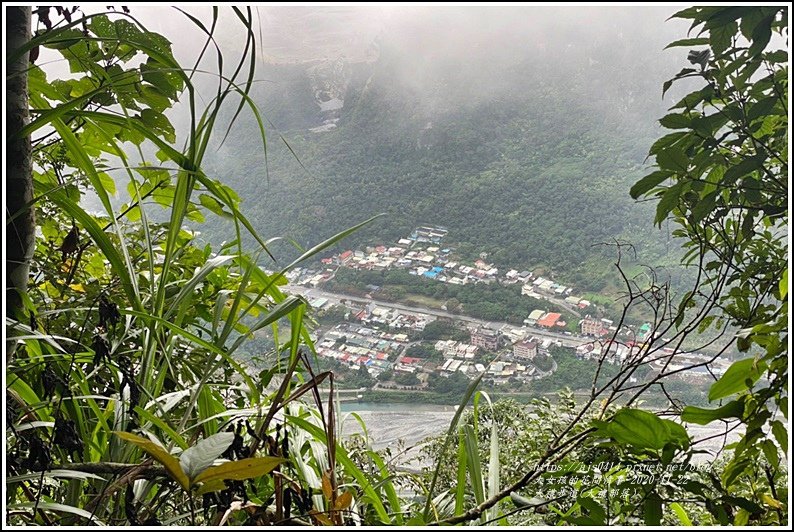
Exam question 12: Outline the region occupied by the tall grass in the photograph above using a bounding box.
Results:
[5,7,392,526]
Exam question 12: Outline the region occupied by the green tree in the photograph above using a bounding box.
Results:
[628,6,787,525]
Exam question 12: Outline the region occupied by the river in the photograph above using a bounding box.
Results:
[337,402,749,471]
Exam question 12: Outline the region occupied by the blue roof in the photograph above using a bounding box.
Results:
[424,271,438,278]
[431,266,444,273]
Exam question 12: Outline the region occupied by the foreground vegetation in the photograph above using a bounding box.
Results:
[5,5,787,526]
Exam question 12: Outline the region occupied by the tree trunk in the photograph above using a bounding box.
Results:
[6,6,34,321]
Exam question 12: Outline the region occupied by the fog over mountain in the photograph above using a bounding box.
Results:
[123,6,698,292]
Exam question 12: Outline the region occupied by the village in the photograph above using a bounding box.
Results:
[301,225,590,313]
[311,302,565,389]
[278,227,731,392]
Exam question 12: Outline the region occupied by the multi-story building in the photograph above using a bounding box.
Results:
[581,315,602,336]
[471,327,499,351]
[513,339,538,360]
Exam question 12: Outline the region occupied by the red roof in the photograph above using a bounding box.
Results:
[376,353,389,360]
[399,356,421,365]
[340,250,353,259]
[537,312,562,328]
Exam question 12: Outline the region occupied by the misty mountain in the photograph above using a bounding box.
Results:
[201,7,690,292]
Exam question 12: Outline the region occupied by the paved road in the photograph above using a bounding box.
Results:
[285,285,590,349]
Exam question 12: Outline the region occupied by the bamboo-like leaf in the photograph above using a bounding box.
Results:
[193,457,285,484]
[454,429,467,516]
[486,407,501,524]
[463,425,485,506]
[288,415,390,523]
[422,364,488,521]
[115,431,189,489]
[10,502,106,525]
[164,255,234,320]
[7,470,106,484]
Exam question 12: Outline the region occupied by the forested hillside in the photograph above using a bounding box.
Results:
[203,8,689,292]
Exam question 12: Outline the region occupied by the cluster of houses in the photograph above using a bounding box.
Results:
[312,302,567,386]
[315,226,593,303]
[326,234,504,287]
[521,277,591,309]
[574,338,731,384]
[316,323,412,377]
[348,303,432,331]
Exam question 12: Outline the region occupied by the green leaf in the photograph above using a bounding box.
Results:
[463,425,485,507]
[511,492,545,508]
[708,357,767,401]
[10,501,106,525]
[199,193,231,218]
[630,171,672,199]
[659,113,692,129]
[710,21,738,55]
[97,172,116,196]
[193,456,285,484]
[662,419,691,447]
[655,183,684,225]
[761,439,780,468]
[140,109,176,143]
[670,502,693,526]
[578,496,605,525]
[597,409,688,450]
[682,401,744,424]
[656,147,689,172]
[771,420,787,456]
[665,38,709,49]
[643,491,662,525]
[691,191,718,223]
[115,431,189,490]
[42,29,84,50]
[179,432,235,481]
[195,479,227,495]
[779,269,788,300]
[722,157,763,184]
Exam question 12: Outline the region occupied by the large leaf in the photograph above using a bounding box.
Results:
[656,146,689,172]
[179,432,235,480]
[193,456,285,484]
[708,357,766,401]
[630,170,672,199]
[596,409,688,450]
[115,431,189,489]
[681,400,744,424]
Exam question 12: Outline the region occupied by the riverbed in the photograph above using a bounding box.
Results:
[337,402,749,470]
